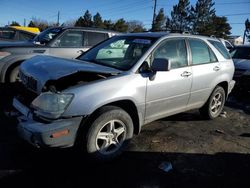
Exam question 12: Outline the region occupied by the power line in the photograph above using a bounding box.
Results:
[221,13,250,16]
[216,1,250,5]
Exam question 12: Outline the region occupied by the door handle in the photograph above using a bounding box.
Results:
[181,71,192,77]
[213,66,220,71]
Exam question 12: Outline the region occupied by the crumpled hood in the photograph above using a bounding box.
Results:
[20,55,121,93]
[233,59,250,70]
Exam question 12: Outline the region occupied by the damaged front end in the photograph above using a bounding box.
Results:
[16,70,113,121]
[13,56,120,148]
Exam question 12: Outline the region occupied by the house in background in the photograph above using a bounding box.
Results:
[228,35,243,46]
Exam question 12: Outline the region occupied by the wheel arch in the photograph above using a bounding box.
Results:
[4,60,25,82]
[81,99,141,136]
[217,81,228,97]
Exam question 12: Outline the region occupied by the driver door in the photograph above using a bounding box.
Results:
[145,38,192,122]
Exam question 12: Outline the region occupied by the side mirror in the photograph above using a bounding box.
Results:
[151,58,171,72]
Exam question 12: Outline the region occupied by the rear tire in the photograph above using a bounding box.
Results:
[9,66,20,83]
[80,106,134,161]
[199,86,226,119]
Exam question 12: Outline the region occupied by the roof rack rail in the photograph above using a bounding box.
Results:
[210,35,216,38]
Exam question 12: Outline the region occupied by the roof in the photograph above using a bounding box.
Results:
[49,26,120,34]
[118,32,221,41]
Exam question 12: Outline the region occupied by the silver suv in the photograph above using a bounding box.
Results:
[0,27,118,82]
[13,33,235,160]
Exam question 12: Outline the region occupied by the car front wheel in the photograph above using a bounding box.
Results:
[82,106,134,161]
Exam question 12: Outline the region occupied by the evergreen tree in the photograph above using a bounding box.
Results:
[245,19,250,43]
[75,10,93,27]
[152,8,166,31]
[75,17,84,27]
[191,0,216,34]
[113,19,128,32]
[83,10,93,27]
[166,0,191,32]
[199,16,231,38]
[28,21,36,27]
[103,20,114,30]
[10,21,20,26]
[93,12,104,28]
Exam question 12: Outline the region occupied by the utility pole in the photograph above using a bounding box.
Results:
[152,0,157,30]
[57,11,60,26]
[24,18,26,27]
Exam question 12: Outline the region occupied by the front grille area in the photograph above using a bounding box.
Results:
[19,70,38,92]
[16,84,38,107]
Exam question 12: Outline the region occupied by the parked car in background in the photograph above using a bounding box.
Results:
[13,33,235,160]
[0,27,118,82]
[218,38,234,51]
[10,26,40,34]
[0,26,38,42]
[230,45,250,93]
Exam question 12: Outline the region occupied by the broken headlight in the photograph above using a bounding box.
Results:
[31,92,74,119]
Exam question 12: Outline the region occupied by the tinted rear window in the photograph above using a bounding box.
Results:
[208,40,231,59]
[85,32,108,46]
[230,47,250,60]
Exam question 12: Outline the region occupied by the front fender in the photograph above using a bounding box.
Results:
[62,73,147,119]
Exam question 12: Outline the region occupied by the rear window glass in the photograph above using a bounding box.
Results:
[85,32,108,46]
[208,40,231,59]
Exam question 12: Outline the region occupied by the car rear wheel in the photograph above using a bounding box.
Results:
[82,106,133,161]
[200,86,226,119]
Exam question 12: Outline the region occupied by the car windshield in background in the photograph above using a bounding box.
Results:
[231,47,250,60]
[79,36,156,71]
[33,27,62,44]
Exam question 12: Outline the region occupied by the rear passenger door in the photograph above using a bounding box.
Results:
[187,38,220,109]
[145,38,192,122]
[49,29,88,59]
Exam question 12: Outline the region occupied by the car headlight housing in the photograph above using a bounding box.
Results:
[0,52,11,60]
[31,92,74,119]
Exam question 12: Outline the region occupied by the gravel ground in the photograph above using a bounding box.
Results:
[0,83,249,188]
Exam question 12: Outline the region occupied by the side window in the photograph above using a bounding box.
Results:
[208,40,231,59]
[19,31,34,41]
[54,30,84,47]
[153,39,188,69]
[189,39,217,65]
[0,29,16,40]
[85,32,108,46]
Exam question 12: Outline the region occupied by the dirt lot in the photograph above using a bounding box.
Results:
[0,84,250,188]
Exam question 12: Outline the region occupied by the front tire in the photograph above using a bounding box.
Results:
[82,106,134,161]
[200,86,226,119]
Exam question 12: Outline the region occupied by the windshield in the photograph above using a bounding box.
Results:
[33,27,62,44]
[79,36,157,71]
[231,47,250,60]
